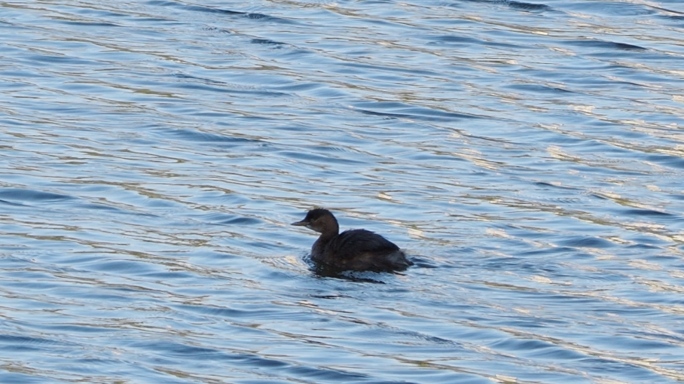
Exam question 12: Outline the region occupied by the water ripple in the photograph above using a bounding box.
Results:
[1,0,684,382]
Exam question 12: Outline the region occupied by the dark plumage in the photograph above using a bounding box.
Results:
[291,209,412,273]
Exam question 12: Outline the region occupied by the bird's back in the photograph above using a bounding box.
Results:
[313,229,411,272]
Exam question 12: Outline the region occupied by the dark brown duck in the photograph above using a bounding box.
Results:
[292,209,412,273]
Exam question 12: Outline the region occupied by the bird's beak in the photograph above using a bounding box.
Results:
[291,220,309,227]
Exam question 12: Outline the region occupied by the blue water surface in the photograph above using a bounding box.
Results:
[1,0,684,382]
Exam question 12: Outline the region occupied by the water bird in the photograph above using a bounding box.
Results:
[291,209,412,273]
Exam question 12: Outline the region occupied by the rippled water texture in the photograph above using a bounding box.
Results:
[1,0,684,382]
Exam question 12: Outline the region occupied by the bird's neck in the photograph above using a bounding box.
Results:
[318,224,339,240]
